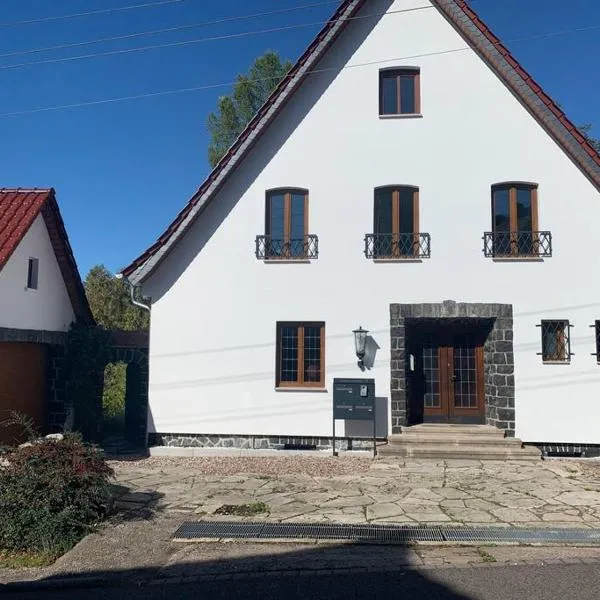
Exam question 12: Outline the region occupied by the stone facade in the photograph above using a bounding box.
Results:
[389,300,515,436]
[149,433,378,451]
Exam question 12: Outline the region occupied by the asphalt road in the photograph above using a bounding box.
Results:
[5,563,600,600]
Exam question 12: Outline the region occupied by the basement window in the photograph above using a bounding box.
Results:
[26,258,39,290]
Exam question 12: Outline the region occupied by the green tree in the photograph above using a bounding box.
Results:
[84,265,149,436]
[207,51,292,167]
[84,265,149,331]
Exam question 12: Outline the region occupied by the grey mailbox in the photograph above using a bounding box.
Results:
[332,378,376,457]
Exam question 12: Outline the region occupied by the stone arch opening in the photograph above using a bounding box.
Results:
[103,331,149,449]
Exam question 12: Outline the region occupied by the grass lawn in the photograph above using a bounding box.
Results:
[0,549,57,569]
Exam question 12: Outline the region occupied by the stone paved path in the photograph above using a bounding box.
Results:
[111,457,600,528]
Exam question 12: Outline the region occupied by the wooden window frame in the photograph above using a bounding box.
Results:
[539,319,571,363]
[491,182,538,255]
[26,257,39,290]
[265,188,309,258]
[379,68,421,115]
[276,322,325,388]
[374,185,419,257]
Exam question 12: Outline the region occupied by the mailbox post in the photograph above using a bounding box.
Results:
[332,378,376,458]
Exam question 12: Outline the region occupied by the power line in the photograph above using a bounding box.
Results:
[1,22,597,119]
[0,0,192,29]
[0,6,435,71]
[0,1,341,60]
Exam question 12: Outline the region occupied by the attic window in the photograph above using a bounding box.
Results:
[27,258,39,290]
[379,68,421,116]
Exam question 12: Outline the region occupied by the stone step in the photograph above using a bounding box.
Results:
[401,424,506,437]
[379,443,541,460]
[387,434,523,446]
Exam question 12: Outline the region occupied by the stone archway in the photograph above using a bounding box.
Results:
[105,331,149,448]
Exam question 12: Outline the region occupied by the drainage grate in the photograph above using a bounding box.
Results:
[350,525,444,543]
[443,527,600,544]
[174,522,264,539]
[174,522,600,545]
[260,523,349,539]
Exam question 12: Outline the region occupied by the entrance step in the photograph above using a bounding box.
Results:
[398,424,506,437]
[379,424,541,460]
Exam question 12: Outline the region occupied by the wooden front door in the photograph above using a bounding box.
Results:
[422,342,485,423]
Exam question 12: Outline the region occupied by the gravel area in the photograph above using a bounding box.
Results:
[108,455,372,477]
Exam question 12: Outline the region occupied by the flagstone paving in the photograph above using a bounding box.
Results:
[110,456,600,528]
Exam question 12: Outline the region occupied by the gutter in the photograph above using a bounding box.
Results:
[115,273,151,312]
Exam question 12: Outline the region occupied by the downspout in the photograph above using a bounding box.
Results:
[116,274,151,312]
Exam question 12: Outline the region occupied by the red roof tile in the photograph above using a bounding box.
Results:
[0,189,51,270]
[0,188,93,323]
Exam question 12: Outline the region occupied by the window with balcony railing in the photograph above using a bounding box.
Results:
[256,188,318,260]
[365,186,430,259]
[484,183,551,258]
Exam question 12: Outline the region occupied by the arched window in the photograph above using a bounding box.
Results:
[372,185,420,257]
[262,188,313,259]
[490,182,539,256]
[379,68,420,115]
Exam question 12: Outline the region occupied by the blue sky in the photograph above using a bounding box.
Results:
[1,0,598,278]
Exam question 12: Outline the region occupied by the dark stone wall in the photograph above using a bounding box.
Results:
[149,433,379,451]
[0,327,149,445]
[389,301,516,436]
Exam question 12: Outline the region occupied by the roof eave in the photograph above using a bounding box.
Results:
[122,0,366,285]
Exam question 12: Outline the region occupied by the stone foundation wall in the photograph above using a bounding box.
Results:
[149,433,380,451]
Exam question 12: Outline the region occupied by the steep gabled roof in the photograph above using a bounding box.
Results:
[122,0,600,283]
[0,188,93,324]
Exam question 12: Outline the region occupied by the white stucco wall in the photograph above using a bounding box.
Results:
[142,0,600,444]
[0,214,75,332]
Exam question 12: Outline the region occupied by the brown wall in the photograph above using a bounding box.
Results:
[0,342,47,445]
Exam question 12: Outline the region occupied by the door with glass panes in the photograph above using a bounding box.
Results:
[409,325,485,424]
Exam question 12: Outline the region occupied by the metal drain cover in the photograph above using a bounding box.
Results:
[174,522,264,539]
[443,527,600,544]
[174,522,600,545]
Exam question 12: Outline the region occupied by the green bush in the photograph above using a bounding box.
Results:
[0,435,114,553]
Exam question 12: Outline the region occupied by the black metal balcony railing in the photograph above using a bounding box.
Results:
[255,235,319,260]
[364,233,431,259]
[483,231,552,258]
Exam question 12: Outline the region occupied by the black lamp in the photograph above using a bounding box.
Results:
[353,326,369,369]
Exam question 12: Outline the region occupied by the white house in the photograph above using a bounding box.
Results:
[122,0,600,454]
[0,188,92,442]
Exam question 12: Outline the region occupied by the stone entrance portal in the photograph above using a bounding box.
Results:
[390,301,515,436]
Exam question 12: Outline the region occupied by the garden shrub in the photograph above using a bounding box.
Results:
[0,435,114,553]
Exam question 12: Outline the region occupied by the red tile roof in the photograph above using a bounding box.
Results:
[122,0,600,282]
[0,188,93,323]
[0,189,50,270]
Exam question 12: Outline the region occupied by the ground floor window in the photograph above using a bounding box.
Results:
[539,320,571,363]
[276,322,325,387]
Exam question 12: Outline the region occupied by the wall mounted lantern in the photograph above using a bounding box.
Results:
[353,326,369,369]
